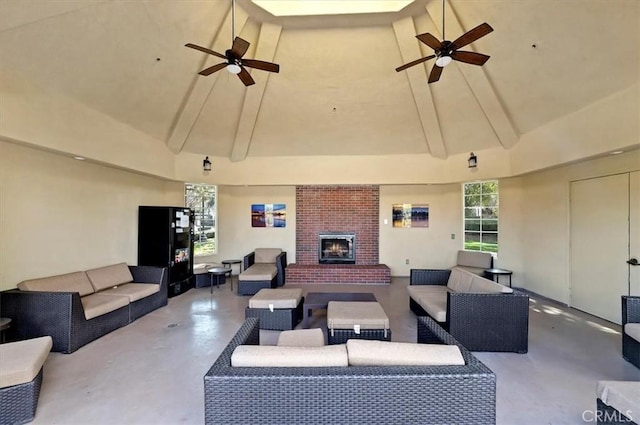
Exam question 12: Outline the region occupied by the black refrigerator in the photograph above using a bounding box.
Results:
[138,206,194,297]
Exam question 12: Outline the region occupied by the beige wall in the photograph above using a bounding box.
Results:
[0,141,183,290]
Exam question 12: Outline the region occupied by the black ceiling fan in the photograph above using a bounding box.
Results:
[396,0,493,83]
[185,0,279,86]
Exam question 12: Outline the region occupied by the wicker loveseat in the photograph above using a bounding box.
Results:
[409,267,529,353]
[238,248,287,295]
[622,295,640,368]
[203,316,496,425]
[0,263,167,353]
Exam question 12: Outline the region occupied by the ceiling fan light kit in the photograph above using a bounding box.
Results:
[395,0,493,83]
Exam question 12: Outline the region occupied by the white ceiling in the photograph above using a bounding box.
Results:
[1,0,638,164]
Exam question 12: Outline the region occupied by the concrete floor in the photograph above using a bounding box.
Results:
[32,278,639,425]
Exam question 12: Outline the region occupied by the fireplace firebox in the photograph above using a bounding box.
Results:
[318,233,356,264]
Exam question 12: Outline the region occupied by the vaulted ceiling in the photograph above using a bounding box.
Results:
[1,0,638,168]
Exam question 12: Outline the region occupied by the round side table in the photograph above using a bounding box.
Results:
[484,268,513,288]
[221,259,242,292]
[208,267,232,294]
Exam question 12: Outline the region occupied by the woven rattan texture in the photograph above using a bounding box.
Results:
[0,368,43,425]
[622,296,640,368]
[204,317,496,425]
[244,297,304,330]
[128,266,168,321]
[596,398,637,425]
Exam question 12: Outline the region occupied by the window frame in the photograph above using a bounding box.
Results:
[184,183,217,257]
[462,180,498,254]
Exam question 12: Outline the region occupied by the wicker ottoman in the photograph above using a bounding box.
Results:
[245,288,304,330]
[327,301,391,344]
[194,263,219,288]
[0,336,53,425]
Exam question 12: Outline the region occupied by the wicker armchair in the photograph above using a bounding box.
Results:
[410,268,529,353]
[622,295,640,368]
[204,316,496,425]
[238,250,287,295]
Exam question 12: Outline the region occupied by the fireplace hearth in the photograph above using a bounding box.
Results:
[318,233,356,264]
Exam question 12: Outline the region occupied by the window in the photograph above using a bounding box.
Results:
[463,181,498,253]
[185,183,217,256]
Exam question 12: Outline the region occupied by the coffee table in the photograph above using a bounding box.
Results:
[302,292,376,328]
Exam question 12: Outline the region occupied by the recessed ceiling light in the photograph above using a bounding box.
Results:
[73,156,85,160]
[610,151,624,155]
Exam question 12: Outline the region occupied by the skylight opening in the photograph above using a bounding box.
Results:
[251,1,413,17]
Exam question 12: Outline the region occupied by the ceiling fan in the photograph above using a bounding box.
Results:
[185,0,279,86]
[395,0,493,83]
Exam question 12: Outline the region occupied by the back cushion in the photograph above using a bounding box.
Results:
[346,339,465,366]
[457,250,492,268]
[86,263,134,292]
[469,275,513,294]
[447,268,474,293]
[18,271,95,296]
[254,248,282,264]
[231,344,348,367]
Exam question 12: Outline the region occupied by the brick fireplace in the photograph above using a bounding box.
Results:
[286,185,390,284]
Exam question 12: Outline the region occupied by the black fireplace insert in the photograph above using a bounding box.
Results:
[318,233,356,264]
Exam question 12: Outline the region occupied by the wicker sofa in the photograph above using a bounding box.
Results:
[0,263,167,353]
[622,295,640,369]
[238,248,287,295]
[203,316,496,425]
[409,267,529,353]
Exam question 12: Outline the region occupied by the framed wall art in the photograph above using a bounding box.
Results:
[392,204,429,228]
[251,203,286,227]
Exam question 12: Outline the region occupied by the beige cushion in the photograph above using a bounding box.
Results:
[81,293,130,320]
[346,339,465,366]
[249,288,303,309]
[231,344,348,367]
[277,328,325,347]
[0,336,52,388]
[469,275,513,294]
[625,323,640,342]
[239,263,277,281]
[86,263,133,292]
[254,248,282,264]
[18,271,95,297]
[327,302,389,330]
[193,263,216,275]
[446,268,475,293]
[407,285,449,322]
[99,283,159,302]
[597,381,640,420]
[456,250,493,269]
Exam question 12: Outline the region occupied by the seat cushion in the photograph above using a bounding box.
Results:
[0,336,53,388]
[81,293,130,320]
[231,344,348,367]
[86,263,134,292]
[239,264,277,281]
[99,283,159,302]
[346,339,465,366]
[254,248,282,264]
[327,302,389,330]
[277,328,325,347]
[625,323,640,343]
[408,285,449,322]
[597,381,640,421]
[18,271,95,297]
[249,288,303,309]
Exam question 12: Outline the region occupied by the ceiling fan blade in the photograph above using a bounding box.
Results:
[428,65,443,84]
[416,33,443,51]
[450,23,493,50]
[198,62,227,76]
[395,55,435,72]
[231,37,250,58]
[451,50,490,66]
[242,59,280,73]
[185,43,227,60]
[237,67,255,86]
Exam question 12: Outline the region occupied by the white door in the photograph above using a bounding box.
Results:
[570,173,630,324]
[630,171,640,295]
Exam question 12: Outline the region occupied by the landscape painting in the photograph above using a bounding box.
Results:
[392,204,429,228]
[251,204,286,227]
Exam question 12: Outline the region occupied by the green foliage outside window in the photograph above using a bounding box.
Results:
[463,181,498,253]
[185,183,217,256]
